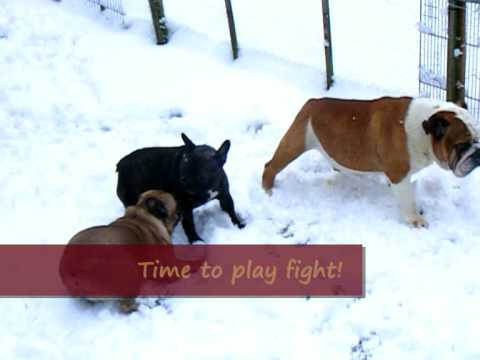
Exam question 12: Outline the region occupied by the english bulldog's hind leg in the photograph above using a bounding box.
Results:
[262,103,313,193]
[262,125,308,193]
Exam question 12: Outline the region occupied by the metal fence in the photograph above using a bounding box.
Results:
[465,1,480,116]
[86,0,125,16]
[419,0,480,118]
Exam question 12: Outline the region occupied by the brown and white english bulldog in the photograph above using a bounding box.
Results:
[60,190,178,313]
[262,97,480,227]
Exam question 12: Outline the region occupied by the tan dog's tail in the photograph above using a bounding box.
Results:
[262,99,314,193]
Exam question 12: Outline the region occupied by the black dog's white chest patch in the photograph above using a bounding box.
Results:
[208,190,219,199]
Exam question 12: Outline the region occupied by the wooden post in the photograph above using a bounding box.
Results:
[224,0,239,59]
[148,0,169,45]
[446,0,466,105]
[322,0,334,90]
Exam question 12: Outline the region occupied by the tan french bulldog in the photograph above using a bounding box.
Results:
[262,97,480,227]
[61,190,178,313]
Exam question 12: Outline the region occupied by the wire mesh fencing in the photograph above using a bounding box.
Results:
[465,1,480,117]
[86,0,125,16]
[419,0,480,118]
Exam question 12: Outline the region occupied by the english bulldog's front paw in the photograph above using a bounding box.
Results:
[406,214,429,228]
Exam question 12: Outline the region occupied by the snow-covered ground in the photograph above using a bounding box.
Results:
[1,0,480,358]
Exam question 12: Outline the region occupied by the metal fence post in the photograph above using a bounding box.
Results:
[322,0,334,90]
[148,0,168,45]
[446,0,466,105]
[224,0,239,59]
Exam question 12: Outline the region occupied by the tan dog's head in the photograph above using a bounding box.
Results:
[136,190,178,233]
[422,104,480,177]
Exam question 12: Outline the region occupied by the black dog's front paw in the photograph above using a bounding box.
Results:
[236,221,246,229]
[190,238,206,244]
[232,214,246,229]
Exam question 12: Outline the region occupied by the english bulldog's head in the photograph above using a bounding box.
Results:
[423,104,480,177]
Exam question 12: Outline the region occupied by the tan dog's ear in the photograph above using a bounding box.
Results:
[423,114,450,140]
[145,197,168,219]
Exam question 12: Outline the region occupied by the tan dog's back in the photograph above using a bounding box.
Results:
[68,221,166,245]
[60,190,178,311]
[69,210,171,246]
[68,190,177,245]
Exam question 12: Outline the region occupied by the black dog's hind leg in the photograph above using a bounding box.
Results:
[182,208,203,243]
[218,192,245,229]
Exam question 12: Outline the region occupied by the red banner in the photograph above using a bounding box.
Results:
[0,245,363,297]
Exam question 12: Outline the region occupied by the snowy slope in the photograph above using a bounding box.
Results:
[1,0,480,358]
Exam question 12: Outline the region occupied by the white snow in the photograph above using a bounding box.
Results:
[1,0,480,358]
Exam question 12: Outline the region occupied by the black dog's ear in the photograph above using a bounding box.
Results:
[181,133,196,151]
[145,197,168,219]
[216,140,231,165]
[422,114,450,140]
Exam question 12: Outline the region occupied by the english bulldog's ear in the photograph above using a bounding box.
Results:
[145,198,168,219]
[181,133,196,151]
[422,114,450,140]
[456,99,468,110]
[216,140,231,165]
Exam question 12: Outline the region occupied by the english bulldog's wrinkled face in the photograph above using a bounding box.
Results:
[423,109,480,177]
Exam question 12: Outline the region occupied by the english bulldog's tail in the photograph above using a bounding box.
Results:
[262,99,314,193]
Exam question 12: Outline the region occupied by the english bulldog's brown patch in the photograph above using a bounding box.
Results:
[262,96,413,189]
[309,97,412,183]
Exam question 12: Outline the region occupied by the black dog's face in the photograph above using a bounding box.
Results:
[179,134,230,199]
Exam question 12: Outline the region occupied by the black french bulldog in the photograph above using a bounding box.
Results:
[116,133,245,243]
